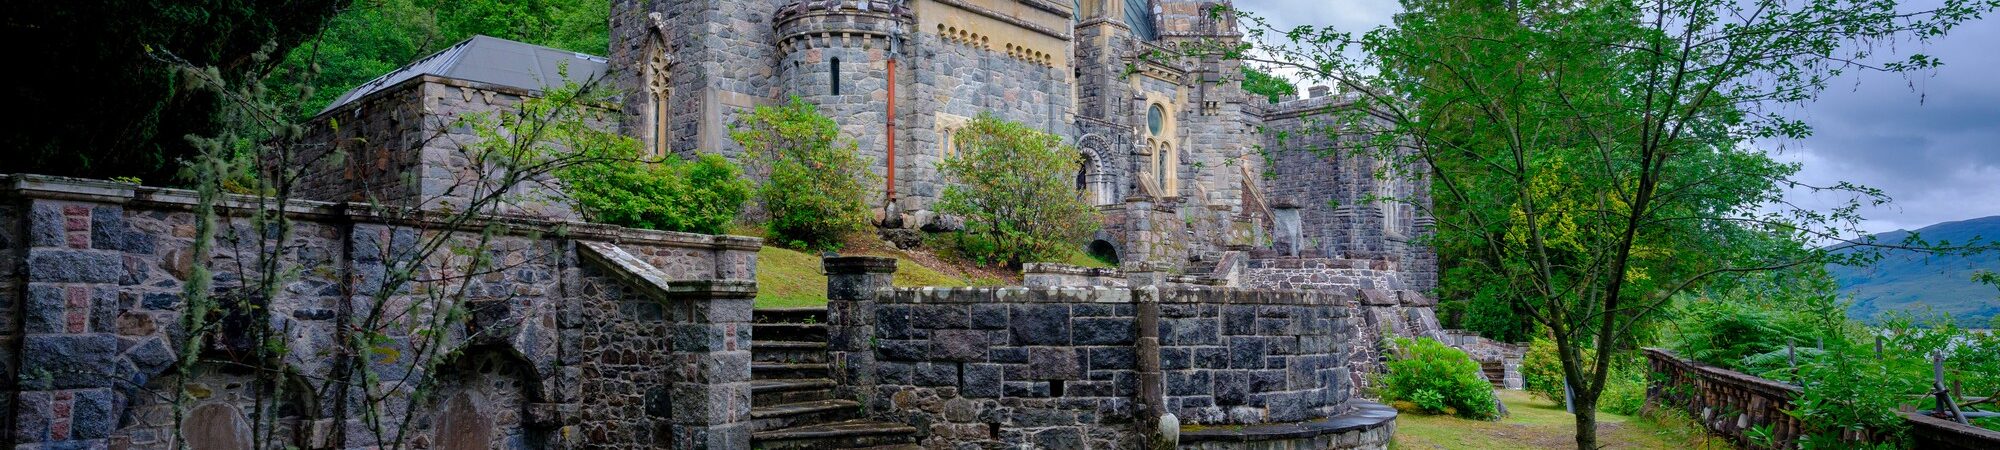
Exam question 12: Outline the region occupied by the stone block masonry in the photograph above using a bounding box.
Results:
[826,256,1393,450]
[0,174,759,450]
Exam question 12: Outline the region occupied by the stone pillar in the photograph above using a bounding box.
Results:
[14,197,134,447]
[823,256,896,407]
[663,280,757,450]
[1272,197,1303,257]
[1133,285,1166,449]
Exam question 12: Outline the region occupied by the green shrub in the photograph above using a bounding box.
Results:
[1791,345,1925,446]
[1520,337,1580,402]
[936,114,1100,267]
[540,89,750,235]
[560,151,749,235]
[730,97,876,251]
[1599,362,1647,416]
[1521,337,1648,416]
[1381,337,1499,419]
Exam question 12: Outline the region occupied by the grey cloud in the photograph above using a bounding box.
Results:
[1232,0,2000,233]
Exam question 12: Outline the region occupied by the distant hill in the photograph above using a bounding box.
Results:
[1828,215,2000,327]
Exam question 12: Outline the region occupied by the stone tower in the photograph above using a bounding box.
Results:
[610,0,787,162]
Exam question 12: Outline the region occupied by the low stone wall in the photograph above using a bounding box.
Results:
[1156,287,1356,425]
[1438,330,1525,389]
[1022,262,1126,288]
[823,257,1385,449]
[1,175,759,449]
[1645,348,2000,450]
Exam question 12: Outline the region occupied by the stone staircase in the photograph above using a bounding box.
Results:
[1480,360,1508,389]
[750,307,918,450]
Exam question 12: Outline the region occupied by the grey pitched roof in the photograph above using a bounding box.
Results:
[321,35,610,113]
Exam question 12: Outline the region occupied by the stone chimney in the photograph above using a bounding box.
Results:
[1308,85,1331,98]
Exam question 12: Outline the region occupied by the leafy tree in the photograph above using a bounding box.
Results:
[1177,0,2000,447]
[272,0,609,116]
[937,114,1102,267]
[1240,67,1297,103]
[730,97,876,251]
[5,0,350,183]
[1438,266,1534,342]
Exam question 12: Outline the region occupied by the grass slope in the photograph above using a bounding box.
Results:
[753,245,1007,308]
[1391,390,1729,450]
[1827,215,2000,327]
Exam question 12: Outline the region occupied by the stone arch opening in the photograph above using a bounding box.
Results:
[425,346,553,448]
[1076,148,1110,205]
[1087,239,1120,265]
[120,363,317,449]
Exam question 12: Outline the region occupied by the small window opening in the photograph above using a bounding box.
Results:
[830,57,842,95]
[1049,379,1066,397]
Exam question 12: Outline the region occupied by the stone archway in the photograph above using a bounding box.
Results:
[1087,239,1120,265]
[426,348,548,448]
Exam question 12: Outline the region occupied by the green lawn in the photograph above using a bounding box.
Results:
[1391,390,1733,450]
[753,245,989,308]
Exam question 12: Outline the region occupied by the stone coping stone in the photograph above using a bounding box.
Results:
[1021,262,1123,277]
[1180,401,1397,443]
[881,285,1353,306]
[1,173,761,251]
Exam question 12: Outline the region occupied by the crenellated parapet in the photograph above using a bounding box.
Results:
[773,0,914,48]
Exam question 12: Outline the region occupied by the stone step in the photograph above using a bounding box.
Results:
[750,399,863,432]
[752,378,837,405]
[755,307,828,325]
[751,419,920,450]
[754,323,828,342]
[753,362,830,380]
[753,340,829,364]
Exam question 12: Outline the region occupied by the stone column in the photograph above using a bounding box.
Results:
[664,280,757,450]
[14,196,134,447]
[1133,285,1166,449]
[823,256,896,407]
[1272,196,1303,257]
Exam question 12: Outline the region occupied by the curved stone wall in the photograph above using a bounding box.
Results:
[823,257,1377,449]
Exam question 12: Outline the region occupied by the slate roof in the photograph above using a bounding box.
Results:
[321,35,609,113]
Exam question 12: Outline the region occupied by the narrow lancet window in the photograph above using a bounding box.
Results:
[831,57,842,95]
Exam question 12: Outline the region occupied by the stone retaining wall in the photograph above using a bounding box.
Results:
[1645,348,2000,450]
[824,256,1371,449]
[1,175,758,449]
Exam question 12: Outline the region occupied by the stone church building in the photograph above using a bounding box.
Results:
[306,0,1436,290]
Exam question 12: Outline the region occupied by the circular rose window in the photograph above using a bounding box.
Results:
[1147,104,1165,135]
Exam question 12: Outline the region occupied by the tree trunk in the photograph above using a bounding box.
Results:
[1572,387,1601,449]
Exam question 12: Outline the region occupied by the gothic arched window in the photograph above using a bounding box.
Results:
[646,39,672,158]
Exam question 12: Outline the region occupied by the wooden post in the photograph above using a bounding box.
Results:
[1936,352,1970,425]
[1786,341,1797,383]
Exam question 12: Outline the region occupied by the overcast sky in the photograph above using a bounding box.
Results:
[1232,0,2000,234]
